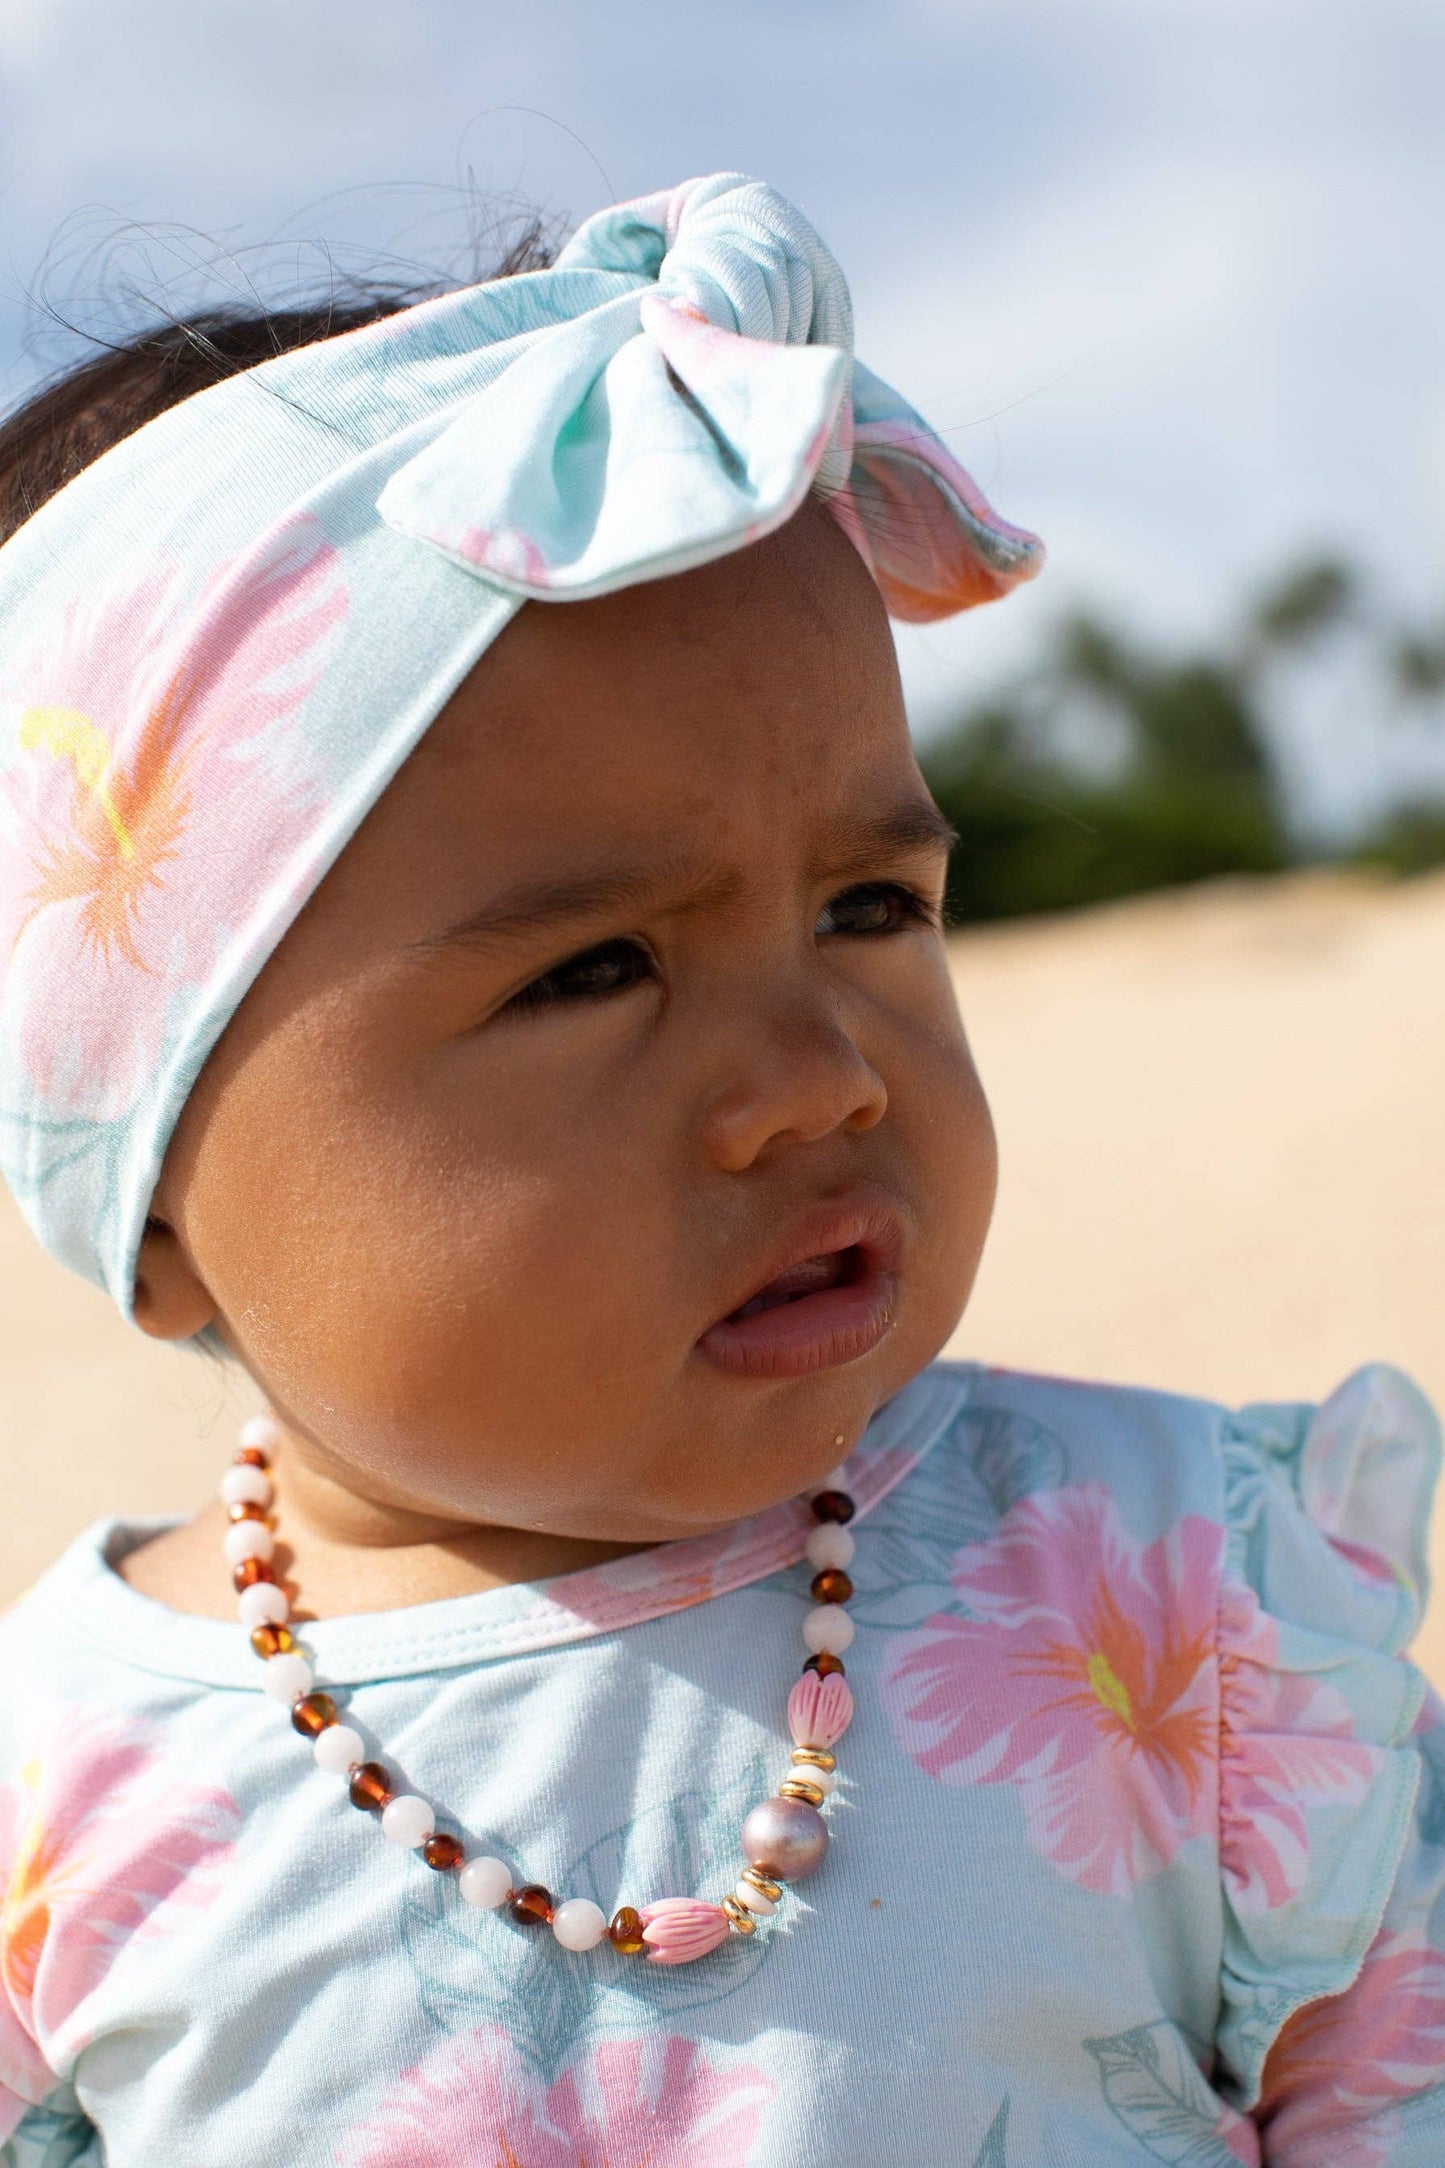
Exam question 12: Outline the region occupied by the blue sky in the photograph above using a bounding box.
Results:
[1,0,1441,815]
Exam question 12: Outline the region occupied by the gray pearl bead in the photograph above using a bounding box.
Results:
[741,1795,830,1881]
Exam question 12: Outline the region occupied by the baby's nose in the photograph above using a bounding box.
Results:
[701,1008,888,1173]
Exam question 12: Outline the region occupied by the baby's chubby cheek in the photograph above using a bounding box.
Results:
[884,1004,999,1354]
[470,1012,995,1535]
[176,994,995,1541]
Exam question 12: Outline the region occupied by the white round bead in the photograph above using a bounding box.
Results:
[261,1652,313,1703]
[819,1464,851,1492]
[734,1878,778,1915]
[222,1518,275,1567]
[381,1794,436,1848]
[459,1856,513,1909]
[792,1760,835,1794]
[239,1414,282,1452]
[551,1897,607,1951]
[220,1464,273,1509]
[804,1523,855,1571]
[313,1723,364,1773]
[237,1581,289,1630]
[802,1604,855,1655]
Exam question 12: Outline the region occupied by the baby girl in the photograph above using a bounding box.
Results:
[0,173,1441,2165]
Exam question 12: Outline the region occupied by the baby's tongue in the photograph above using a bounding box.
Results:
[732,1252,844,1319]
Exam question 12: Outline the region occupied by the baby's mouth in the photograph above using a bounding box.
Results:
[698,1198,904,1381]
[724,1248,863,1321]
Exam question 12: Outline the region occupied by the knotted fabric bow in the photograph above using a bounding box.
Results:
[0,172,1042,1309]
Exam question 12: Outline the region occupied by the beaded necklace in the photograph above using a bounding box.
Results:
[221,1414,859,1963]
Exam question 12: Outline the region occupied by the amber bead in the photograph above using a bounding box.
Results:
[804,1651,846,1678]
[228,1500,272,1525]
[810,1489,856,1525]
[810,1567,854,1605]
[423,1833,465,1872]
[348,1762,393,1811]
[607,1904,645,1953]
[290,1692,337,1738]
[508,1883,554,1926]
[232,1557,276,1592]
[249,1622,294,1659]
[234,1444,270,1469]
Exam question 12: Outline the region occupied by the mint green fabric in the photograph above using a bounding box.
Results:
[2,1361,1443,2165]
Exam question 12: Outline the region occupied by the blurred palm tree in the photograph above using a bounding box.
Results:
[921,557,1445,924]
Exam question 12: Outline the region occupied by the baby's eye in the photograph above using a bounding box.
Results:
[504,936,655,1016]
[816,881,939,938]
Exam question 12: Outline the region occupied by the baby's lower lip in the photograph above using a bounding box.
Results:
[696,1259,897,1380]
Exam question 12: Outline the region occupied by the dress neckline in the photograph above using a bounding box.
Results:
[42,1362,976,1687]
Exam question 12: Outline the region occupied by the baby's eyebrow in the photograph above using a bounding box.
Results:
[408,795,957,957]
[407,863,733,956]
[824,797,958,875]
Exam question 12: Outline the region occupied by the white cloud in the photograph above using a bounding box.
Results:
[858,29,1445,738]
[0,0,45,61]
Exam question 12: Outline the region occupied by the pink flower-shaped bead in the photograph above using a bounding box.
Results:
[788,1671,854,1751]
[638,1899,732,1965]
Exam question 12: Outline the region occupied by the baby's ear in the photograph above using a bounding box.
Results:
[132,1217,218,1342]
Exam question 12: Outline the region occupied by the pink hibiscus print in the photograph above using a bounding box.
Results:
[1253,1929,1445,2166]
[881,1486,1222,1894]
[0,1709,240,2139]
[0,515,345,1120]
[1218,2111,1263,2163]
[340,2025,773,2166]
[882,1485,1376,1901]
[1215,1576,1381,1916]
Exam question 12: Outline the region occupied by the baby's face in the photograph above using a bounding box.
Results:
[143,503,996,1541]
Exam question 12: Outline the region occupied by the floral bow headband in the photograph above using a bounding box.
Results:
[0,172,1042,1311]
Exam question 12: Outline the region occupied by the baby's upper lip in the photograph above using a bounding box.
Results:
[704,1185,908,1334]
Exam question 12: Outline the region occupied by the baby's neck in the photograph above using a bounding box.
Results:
[118,1450,654,1621]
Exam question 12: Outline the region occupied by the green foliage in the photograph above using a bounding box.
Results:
[1249,557,1354,646]
[919,556,1445,925]
[1351,807,1445,876]
[1394,635,1445,696]
[929,772,1283,926]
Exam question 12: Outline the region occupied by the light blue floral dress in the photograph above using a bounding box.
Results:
[1,1359,1443,2165]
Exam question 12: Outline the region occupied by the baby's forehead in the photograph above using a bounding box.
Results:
[393,509,912,838]
[467,495,893,696]
[316,552,940,976]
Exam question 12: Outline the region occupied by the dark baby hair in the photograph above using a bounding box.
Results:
[0,223,557,550]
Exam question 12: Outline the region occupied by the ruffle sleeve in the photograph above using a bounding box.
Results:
[1215,1361,1445,2157]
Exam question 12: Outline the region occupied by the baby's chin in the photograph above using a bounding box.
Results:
[543,1295,962,1545]
[530,1374,912,1548]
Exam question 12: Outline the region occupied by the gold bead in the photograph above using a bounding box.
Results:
[778,1778,825,1808]
[790,1747,836,1773]
[721,1894,757,1936]
[739,1867,783,1904]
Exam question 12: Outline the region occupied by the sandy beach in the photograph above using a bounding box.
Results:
[4,867,1442,1672]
